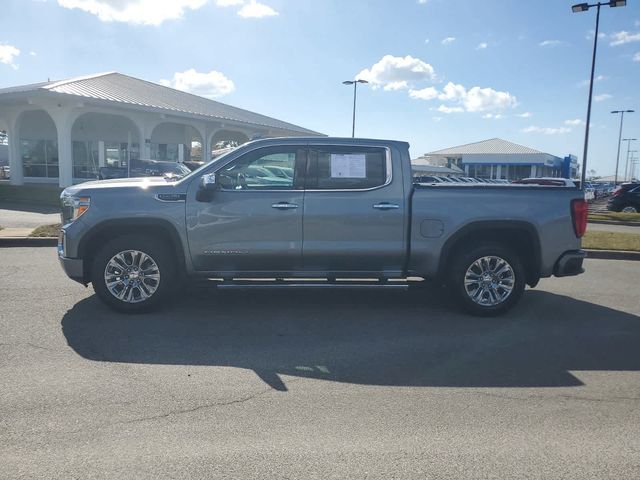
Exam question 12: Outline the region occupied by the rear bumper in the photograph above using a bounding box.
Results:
[554,249,587,277]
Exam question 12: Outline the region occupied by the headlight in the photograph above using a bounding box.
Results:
[61,196,91,224]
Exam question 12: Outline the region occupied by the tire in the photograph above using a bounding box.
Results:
[449,242,526,317]
[622,206,638,213]
[91,234,177,313]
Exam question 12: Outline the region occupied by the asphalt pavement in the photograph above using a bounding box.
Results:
[0,202,59,228]
[1,247,639,479]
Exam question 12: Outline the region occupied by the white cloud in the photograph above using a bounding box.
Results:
[437,105,464,114]
[578,74,608,87]
[476,42,488,50]
[438,82,466,101]
[237,0,278,18]
[409,80,516,114]
[409,86,438,100]
[586,30,607,40]
[609,31,640,46]
[424,38,430,44]
[29,51,37,56]
[516,112,532,118]
[482,113,504,119]
[539,39,562,47]
[634,52,640,62]
[159,68,235,98]
[564,119,584,126]
[441,37,456,45]
[522,126,571,135]
[0,43,20,69]
[463,86,517,112]
[57,0,209,25]
[594,93,612,102]
[356,55,436,90]
[418,0,429,4]
[216,0,243,5]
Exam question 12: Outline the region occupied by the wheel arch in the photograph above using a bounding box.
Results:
[78,218,186,283]
[437,220,542,287]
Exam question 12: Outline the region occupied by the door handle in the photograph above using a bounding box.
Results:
[271,202,299,209]
[373,203,400,210]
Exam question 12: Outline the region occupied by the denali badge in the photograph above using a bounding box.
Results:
[204,249,249,255]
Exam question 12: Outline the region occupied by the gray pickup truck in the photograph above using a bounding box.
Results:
[58,137,587,316]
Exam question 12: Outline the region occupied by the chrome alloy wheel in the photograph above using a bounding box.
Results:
[463,256,515,307]
[104,250,161,303]
[622,206,638,213]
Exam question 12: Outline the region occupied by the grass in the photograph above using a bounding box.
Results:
[29,223,61,238]
[589,211,640,223]
[582,231,640,252]
[0,184,63,207]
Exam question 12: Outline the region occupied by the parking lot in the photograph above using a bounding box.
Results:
[1,247,640,479]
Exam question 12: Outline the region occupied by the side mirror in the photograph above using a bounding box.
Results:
[200,173,218,191]
[196,172,218,202]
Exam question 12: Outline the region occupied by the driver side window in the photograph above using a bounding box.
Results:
[218,146,303,190]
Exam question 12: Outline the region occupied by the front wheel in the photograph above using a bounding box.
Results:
[622,205,638,213]
[91,235,177,313]
[449,242,526,316]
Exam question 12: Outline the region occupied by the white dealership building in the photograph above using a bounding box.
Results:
[414,138,578,181]
[0,72,320,187]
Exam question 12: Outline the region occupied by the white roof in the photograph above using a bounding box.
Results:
[0,72,320,135]
[428,138,546,156]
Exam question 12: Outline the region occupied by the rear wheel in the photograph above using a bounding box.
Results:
[91,235,177,313]
[449,242,525,316]
[622,205,638,213]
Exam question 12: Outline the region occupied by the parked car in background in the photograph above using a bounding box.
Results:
[99,159,192,180]
[607,182,640,213]
[0,165,9,179]
[183,160,205,171]
[414,175,446,183]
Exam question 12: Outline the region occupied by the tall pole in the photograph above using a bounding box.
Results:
[623,139,636,182]
[580,3,600,191]
[352,82,357,138]
[613,111,625,185]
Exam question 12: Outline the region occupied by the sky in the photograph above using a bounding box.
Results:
[1,0,639,176]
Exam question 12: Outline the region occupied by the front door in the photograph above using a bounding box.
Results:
[186,145,306,274]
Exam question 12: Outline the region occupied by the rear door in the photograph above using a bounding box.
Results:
[302,144,406,275]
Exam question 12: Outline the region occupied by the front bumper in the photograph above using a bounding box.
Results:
[58,229,85,284]
[554,250,587,277]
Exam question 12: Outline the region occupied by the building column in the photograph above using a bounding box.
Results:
[98,141,105,167]
[531,165,537,178]
[178,144,184,163]
[57,122,73,187]
[7,122,23,186]
[496,165,502,179]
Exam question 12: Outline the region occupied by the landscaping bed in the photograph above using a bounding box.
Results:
[582,231,640,252]
[29,223,61,238]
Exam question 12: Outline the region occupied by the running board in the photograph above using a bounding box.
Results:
[209,279,416,290]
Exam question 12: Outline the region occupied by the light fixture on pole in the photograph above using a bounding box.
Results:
[622,138,637,181]
[342,79,368,138]
[571,0,626,189]
[611,110,634,185]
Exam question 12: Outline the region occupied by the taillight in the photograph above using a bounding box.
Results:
[612,187,623,197]
[571,199,588,238]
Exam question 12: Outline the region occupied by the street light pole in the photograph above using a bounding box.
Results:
[622,138,637,181]
[342,79,368,138]
[572,0,627,189]
[611,110,634,185]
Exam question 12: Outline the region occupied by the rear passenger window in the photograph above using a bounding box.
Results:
[307,146,388,190]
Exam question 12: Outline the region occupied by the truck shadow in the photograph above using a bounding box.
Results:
[61,287,640,391]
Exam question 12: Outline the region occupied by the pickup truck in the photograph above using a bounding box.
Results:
[58,137,587,316]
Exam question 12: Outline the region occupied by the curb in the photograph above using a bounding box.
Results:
[585,249,640,261]
[0,237,57,247]
[588,220,640,227]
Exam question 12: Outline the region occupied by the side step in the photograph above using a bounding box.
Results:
[206,278,422,290]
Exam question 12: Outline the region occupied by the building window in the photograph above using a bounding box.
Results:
[150,143,180,162]
[21,139,58,178]
[72,141,100,179]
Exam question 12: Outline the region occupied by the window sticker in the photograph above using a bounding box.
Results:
[330,154,366,178]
